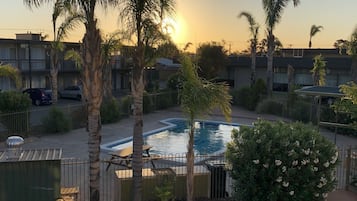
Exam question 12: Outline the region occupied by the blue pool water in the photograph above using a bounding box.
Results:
[101,118,240,155]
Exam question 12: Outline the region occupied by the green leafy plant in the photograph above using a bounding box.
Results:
[0,91,31,135]
[100,98,120,124]
[42,106,71,133]
[226,120,338,201]
[256,99,284,115]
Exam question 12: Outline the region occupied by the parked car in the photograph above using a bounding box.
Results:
[23,88,52,106]
[59,85,82,100]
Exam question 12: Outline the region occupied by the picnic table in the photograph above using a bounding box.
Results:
[106,145,157,170]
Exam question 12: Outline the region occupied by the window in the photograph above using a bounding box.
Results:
[293,49,303,57]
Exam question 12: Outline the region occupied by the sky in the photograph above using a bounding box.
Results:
[1,0,357,53]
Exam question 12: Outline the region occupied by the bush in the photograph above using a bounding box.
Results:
[119,95,133,117]
[0,91,31,135]
[231,79,267,111]
[288,100,311,123]
[226,120,338,201]
[256,99,284,116]
[70,104,87,129]
[101,98,121,124]
[42,106,71,133]
[143,92,155,114]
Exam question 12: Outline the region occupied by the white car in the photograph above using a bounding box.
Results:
[59,85,82,100]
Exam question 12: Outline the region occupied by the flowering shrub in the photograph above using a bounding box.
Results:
[226,120,338,201]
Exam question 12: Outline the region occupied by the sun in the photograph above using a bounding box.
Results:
[161,16,184,43]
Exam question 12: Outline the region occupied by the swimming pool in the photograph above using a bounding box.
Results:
[101,118,240,155]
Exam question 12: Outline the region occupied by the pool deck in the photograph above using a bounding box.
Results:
[1,106,357,200]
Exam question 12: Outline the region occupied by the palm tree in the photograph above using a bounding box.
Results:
[311,54,326,86]
[179,54,231,201]
[262,0,301,96]
[238,11,259,86]
[309,25,323,48]
[51,0,84,104]
[101,33,122,100]
[348,27,357,82]
[0,64,21,89]
[24,1,117,201]
[117,1,175,200]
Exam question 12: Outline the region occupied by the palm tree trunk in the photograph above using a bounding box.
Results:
[351,57,357,82]
[266,32,274,97]
[82,19,103,201]
[103,63,113,100]
[132,44,145,201]
[251,48,257,87]
[186,121,195,201]
[50,51,58,104]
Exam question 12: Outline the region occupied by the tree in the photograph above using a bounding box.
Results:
[309,25,323,48]
[262,0,301,96]
[101,32,122,100]
[196,42,227,80]
[239,11,259,86]
[51,1,84,104]
[332,28,357,82]
[179,54,231,201]
[24,1,117,201]
[117,1,175,200]
[311,54,326,86]
[0,64,21,89]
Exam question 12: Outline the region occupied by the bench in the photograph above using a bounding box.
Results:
[106,145,157,170]
[60,186,79,201]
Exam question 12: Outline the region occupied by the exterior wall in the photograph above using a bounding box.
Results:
[227,49,353,91]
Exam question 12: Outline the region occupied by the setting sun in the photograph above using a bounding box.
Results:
[162,14,186,46]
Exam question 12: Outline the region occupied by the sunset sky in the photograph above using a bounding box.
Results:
[1,0,357,52]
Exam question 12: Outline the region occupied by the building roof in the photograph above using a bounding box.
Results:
[0,148,62,162]
[294,86,344,97]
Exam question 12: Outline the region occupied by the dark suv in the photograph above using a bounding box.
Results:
[23,88,52,106]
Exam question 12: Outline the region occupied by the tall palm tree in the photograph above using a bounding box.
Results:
[24,1,117,201]
[118,1,175,200]
[101,32,122,100]
[238,11,259,86]
[348,27,357,82]
[179,54,231,201]
[311,54,326,86]
[262,0,301,96]
[309,24,323,48]
[0,64,21,89]
[51,0,84,104]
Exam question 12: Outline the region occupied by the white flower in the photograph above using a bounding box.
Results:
[322,193,328,198]
[295,141,300,147]
[314,158,319,164]
[314,193,319,197]
[331,152,338,164]
[303,148,310,155]
[301,160,307,165]
[289,191,294,196]
[288,150,295,156]
[282,181,289,187]
[282,166,287,173]
[317,183,323,188]
[320,177,327,184]
[253,159,260,164]
[275,160,282,166]
[323,161,330,168]
[276,176,282,183]
[313,167,318,171]
[292,160,298,166]
[263,163,269,168]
